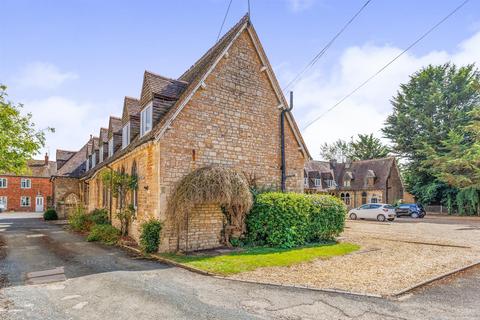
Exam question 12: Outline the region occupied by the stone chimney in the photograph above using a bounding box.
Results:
[44,153,49,166]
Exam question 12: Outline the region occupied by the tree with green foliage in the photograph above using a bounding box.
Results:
[0,85,53,174]
[319,139,352,162]
[102,169,137,236]
[383,63,480,204]
[319,134,388,162]
[349,134,389,161]
[425,107,480,215]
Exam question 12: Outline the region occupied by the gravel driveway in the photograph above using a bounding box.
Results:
[231,216,480,296]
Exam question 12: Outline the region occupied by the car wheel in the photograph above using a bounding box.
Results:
[377,214,386,222]
[411,212,419,218]
[388,218,395,221]
[349,213,357,220]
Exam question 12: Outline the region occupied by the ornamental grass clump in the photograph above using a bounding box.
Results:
[166,166,253,247]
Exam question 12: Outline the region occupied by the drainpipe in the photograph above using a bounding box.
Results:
[106,165,114,222]
[281,91,294,192]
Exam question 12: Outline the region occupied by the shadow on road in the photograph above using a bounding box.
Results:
[0,216,170,288]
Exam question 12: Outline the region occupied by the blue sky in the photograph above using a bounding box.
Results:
[2,0,480,159]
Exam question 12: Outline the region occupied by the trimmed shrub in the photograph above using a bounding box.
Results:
[307,194,346,241]
[246,192,311,248]
[140,220,162,253]
[246,192,346,248]
[87,224,120,245]
[89,208,109,225]
[68,206,92,232]
[43,209,58,221]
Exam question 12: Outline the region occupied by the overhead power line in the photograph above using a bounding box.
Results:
[217,0,234,42]
[282,0,373,92]
[302,0,470,131]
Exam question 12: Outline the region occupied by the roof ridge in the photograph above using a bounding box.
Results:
[344,157,394,164]
[145,70,188,84]
[178,13,250,82]
[124,96,139,101]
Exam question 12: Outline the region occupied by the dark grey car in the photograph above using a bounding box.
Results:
[395,204,426,218]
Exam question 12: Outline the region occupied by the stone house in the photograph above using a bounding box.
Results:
[305,157,405,208]
[0,154,56,212]
[53,14,310,252]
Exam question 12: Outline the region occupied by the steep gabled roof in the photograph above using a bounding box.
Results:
[99,128,109,143]
[121,97,141,123]
[56,142,90,177]
[56,149,76,163]
[25,160,57,177]
[139,72,188,107]
[152,14,310,159]
[334,157,396,191]
[107,116,122,138]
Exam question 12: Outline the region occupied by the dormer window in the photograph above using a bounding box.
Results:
[140,104,152,137]
[304,177,308,187]
[108,138,114,157]
[326,180,335,188]
[314,178,321,187]
[92,153,96,168]
[344,180,351,187]
[99,146,104,163]
[85,159,89,171]
[122,122,131,149]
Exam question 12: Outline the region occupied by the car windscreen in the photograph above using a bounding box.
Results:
[383,205,395,209]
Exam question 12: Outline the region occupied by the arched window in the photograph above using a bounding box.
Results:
[131,161,138,209]
[340,193,345,202]
[345,193,350,205]
[361,192,367,204]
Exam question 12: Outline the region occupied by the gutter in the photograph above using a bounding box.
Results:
[281,91,294,192]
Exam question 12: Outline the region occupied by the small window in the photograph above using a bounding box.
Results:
[345,193,350,205]
[99,146,104,163]
[140,104,153,136]
[20,196,31,207]
[20,178,31,189]
[92,153,96,168]
[122,122,131,149]
[326,180,335,188]
[108,138,114,157]
[85,159,89,171]
[343,179,351,187]
[314,178,321,187]
[304,177,308,187]
[0,178,7,188]
[361,191,367,204]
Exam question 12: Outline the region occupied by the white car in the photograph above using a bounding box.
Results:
[348,203,396,222]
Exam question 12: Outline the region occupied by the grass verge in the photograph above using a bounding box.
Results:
[161,242,359,276]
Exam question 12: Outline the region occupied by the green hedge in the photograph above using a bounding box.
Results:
[246,192,346,248]
[140,220,162,253]
[43,209,58,221]
[68,208,109,232]
[89,208,109,225]
[87,224,120,245]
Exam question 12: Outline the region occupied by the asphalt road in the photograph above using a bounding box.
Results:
[1,213,479,320]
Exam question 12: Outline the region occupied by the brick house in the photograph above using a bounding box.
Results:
[304,157,405,208]
[52,14,310,252]
[0,154,56,212]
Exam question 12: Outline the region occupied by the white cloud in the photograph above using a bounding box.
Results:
[287,0,315,12]
[22,96,114,159]
[17,62,78,90]
[286,31,480,160]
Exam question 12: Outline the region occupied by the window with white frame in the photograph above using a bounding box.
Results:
[314,178,321,187]
[99,146,104,163]
[326,180,335,188]
[304,177,308,187]
[140,104,153,136]
[20,196,30,207]
[344,179,351,187]
[0,178,7,188]
[20,178,31,189]
[122,122,131,149]
[92,153,96,167]
[85,159,89,171]
[108,138,114,157]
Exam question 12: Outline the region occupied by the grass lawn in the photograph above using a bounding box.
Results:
[161,242,359,275]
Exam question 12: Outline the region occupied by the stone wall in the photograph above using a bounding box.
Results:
[164,204,225,252]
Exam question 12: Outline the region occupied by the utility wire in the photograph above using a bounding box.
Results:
[303,0,470,131]
[282,0,373,92]
[217,0,234,42]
